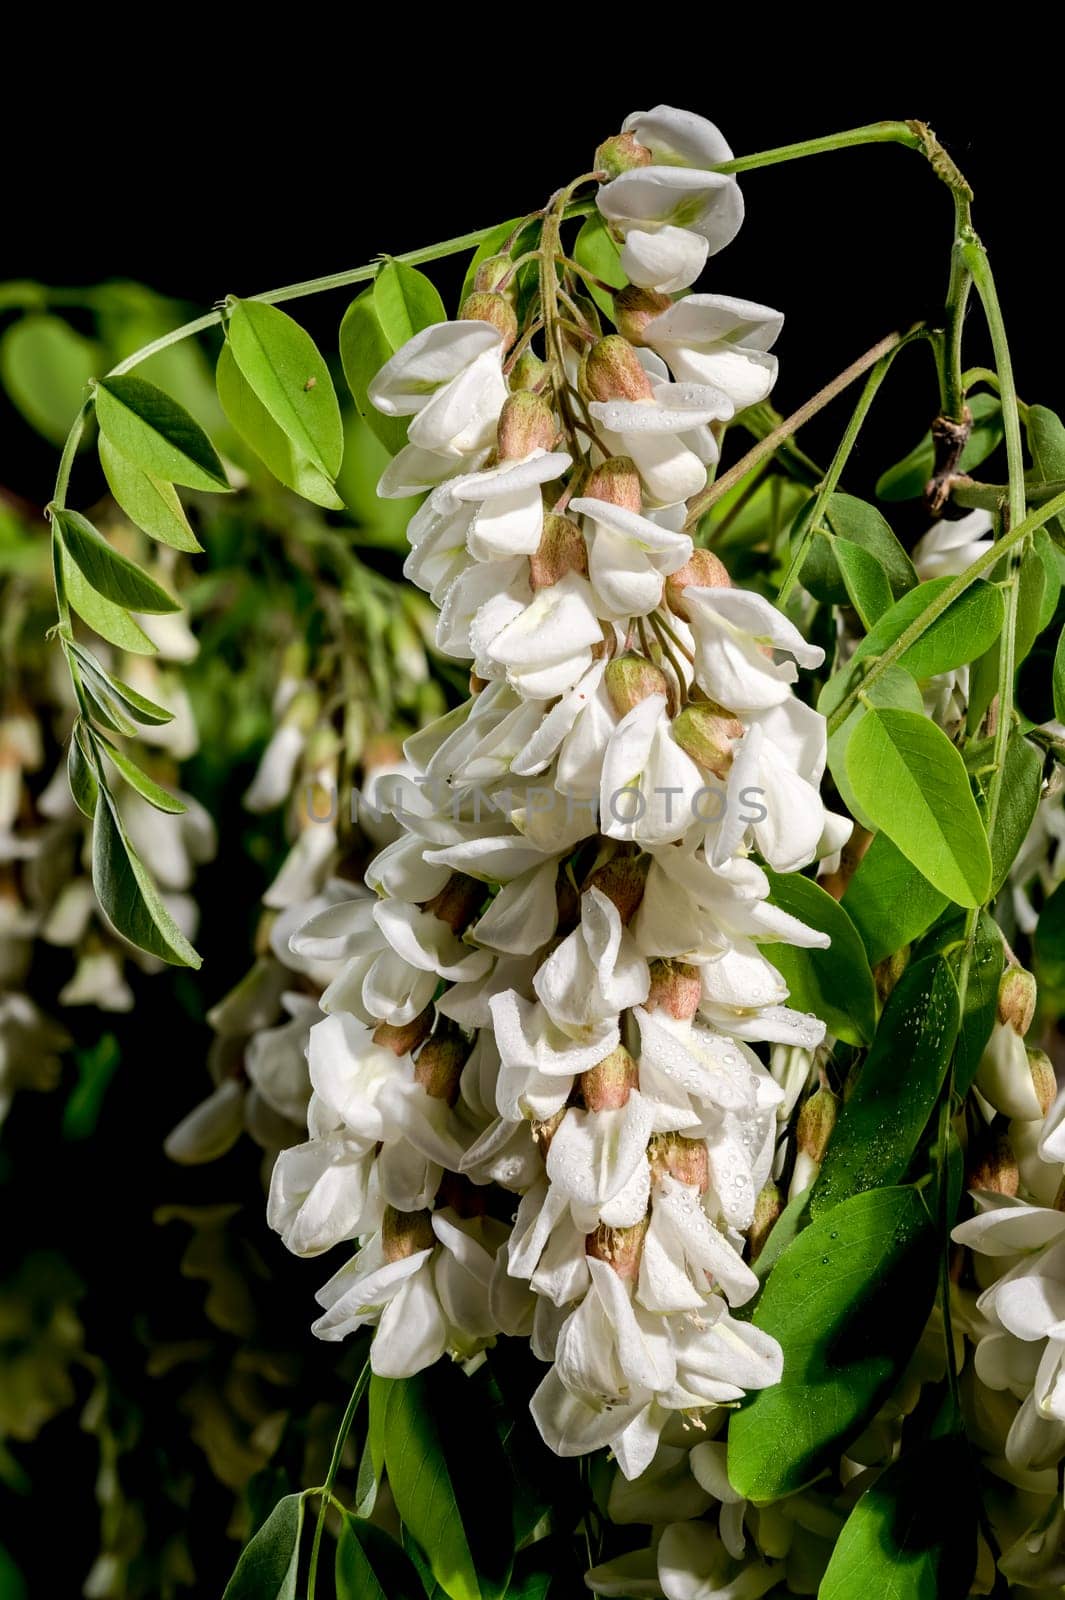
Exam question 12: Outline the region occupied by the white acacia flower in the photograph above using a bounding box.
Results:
[587,383,733,506]
[370,319,508,473]
[913,508,994,580]
[570,496,692,619]
[600,695,706,847]
[640,294,783,412]
[684,587,825,714]
[485,573,604,700]
[533,887,649,1041]
[713,698,837,873]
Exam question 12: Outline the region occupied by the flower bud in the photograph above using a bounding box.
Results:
[1028,1048,1057,1118]
[586,1216,649,1282]
[581,1044,638,1110]
[473,253,515,295]
[613,285,674,345]
[968,1132,1020,1196]
[422,872,484,933]
[997,966,1037,1037]
[414,1022,470,1104]
[664,550,731,618]
[497,390,556,461]
[581,455,643,514]
[459,291,519,351]
[595,132,652,181]
[645,958,702,1021]
[748,1182,783,1261]
[585,851,650,923]
[582,336,654,403]
[651,1133,709,1192]
[605,652,670,716]
[672,704,743,779]
[382,1205,436,1262]
[508,349,548,392]
[373,1006,434,1057]
[796,1087,839,1162]
[529,514,588,590]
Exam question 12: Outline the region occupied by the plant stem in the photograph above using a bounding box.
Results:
[306,1362,370,1596]
[709,121,925,173]
[684,330,915,532]
[941,190,975,421]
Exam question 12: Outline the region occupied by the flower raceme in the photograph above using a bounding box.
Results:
[265,103,848,1476]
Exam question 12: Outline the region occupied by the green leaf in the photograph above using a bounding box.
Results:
[99,434,202,552]
[1036,877,1065,992]
[339,289,407,455]
[727,1187,937,1503]
[1055,625,1065,723]
[375,1364,514,1600]
[54,508,178,613]
[823,664,923,832]
[336,1516,423,1600]
[374,259,446,348]
[810,957,959,1217]
[967,551,1053,731]
[843,835,948,967]
[846,708,992,907]
[761,869,877,1045]
[222,1492,303,1600]
[914,911,1003,1096]
[850,577,1004,682]
[67,641,174,727]
[573,214,627,318]
[800,493,917,605]
[1026,404,1065,543]
[225,297,343,480]
[96,735,187,813]
[834,537,895,627]
[67,722,99,817]
[973,731,1044,898]
[0,313,98,445]
[216,342,343,509]
[819,1434,977,1600]
[58,543,156,653]
[876,393,1003,500]
[92,789,201,967]
[95,374,229,491]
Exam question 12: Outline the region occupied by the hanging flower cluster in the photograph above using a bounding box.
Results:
[265,105,852,1476]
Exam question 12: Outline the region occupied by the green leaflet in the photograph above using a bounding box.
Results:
[727,1187,938,1503]
[967,547,1053,730]
[95,734,187,814]
[876,392,1003,500]
[67,722,99,818]
[66,641,174,729]
[53,508,178,614]
[1,313,98,445]
[799,492,917,606]
[822,663,923,832]
[335,1516,423,1600]
[573,214,627,318]
[968,730,1044,898]
[819,1434,978,1599]
[57,542,156,654]
[225,297,343,481]
[850,576,1004,681]
[1026,404,1065,544]
[98,434,202,552]
[834,536,895,627]
[216,341,344,509]
[810,957,960,1217]
[761,869,877,1045]
[1055,624,1065,722]
[843,834,948,966]
[374,259,446,348]
[221,1493,303,1600]
[94,373,229,491]
[914,911,1003,1096]
[846,707,992,907]
[91,788,201,968]
[339,289,408,455]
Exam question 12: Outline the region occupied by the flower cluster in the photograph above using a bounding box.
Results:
[266,104,850,1475]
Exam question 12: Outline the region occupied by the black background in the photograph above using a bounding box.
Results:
[3,53,1062,1595]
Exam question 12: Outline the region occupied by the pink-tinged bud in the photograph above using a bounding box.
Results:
[497,390,556,461]
[586,1216,649,1282]
[422,872,484,933]
[529,513,588,590]
[595,132,652,181]
[473,253,515,296]
[796,1087,839,1162]
[532,1106,567,1155]
[373,1007,434,1057]
[585,852,650,924]
[414,1023,470,1105]
[748,1182,783,1261]
[672,704,743,779]
[664,550,731,618]
[651,1133,710,1192]
[613,285,674,345]
[582,455,643,514]
[582,336,654,403]
[646,959,702,1021]
[459,291,519,351]
[382,1205,436,1261]
[968,1132,1020,1196]
[581,1044,639,1110]
[605,652,670,716]
[508,349,548,392]
[998,966,1037,1037]
[1028,1048,1057,1118]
